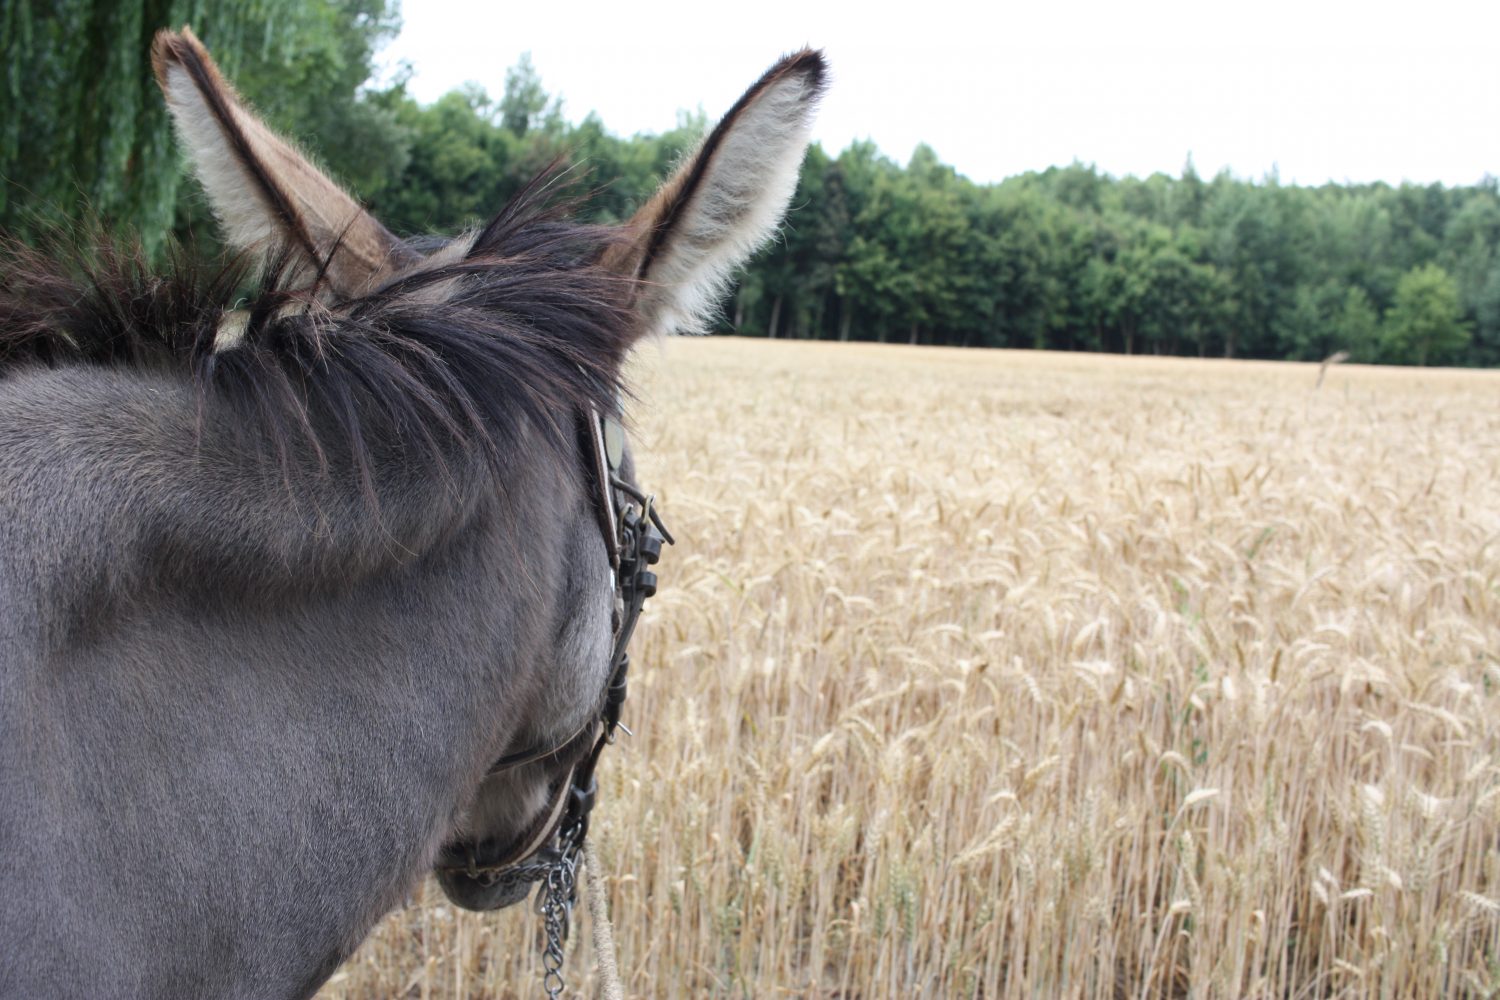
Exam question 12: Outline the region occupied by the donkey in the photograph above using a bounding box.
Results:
[0,28,823,999]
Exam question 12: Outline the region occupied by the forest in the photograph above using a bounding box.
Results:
[5,0,1497,366]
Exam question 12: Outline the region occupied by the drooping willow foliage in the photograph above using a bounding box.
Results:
[1,0,397,252]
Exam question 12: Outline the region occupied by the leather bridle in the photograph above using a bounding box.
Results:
[435,400,671,920]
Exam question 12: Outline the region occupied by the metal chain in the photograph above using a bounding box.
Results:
[530,492,663,997]
[539,848,579,998]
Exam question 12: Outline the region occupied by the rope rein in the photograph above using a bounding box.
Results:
[584,840,624,1000]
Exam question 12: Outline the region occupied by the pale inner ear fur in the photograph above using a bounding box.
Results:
[153,27,410,299]
[610,50,827,338]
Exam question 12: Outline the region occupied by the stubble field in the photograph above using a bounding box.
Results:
[322,337,1500,998]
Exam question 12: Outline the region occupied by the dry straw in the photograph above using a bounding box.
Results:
[321,339,1500,999]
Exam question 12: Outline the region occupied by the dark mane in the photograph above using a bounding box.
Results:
[0,170,635,484]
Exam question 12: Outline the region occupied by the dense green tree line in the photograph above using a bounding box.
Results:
[4,1,1496,366]
[741,146,1497,366]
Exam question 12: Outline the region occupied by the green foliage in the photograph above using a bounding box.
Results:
[1335,286,1382,362]
[364,85,515,233]
[1,0,399,252]
[6,6,1500,367]
[498,52,562,139]
[1381,264,1470,365]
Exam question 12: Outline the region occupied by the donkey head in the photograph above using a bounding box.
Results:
[152,31,824,913]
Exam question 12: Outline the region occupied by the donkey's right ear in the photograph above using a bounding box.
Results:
[152,27,413,297]
[602,50,826,339]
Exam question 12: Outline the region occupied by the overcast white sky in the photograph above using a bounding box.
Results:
[381,0,1499,188]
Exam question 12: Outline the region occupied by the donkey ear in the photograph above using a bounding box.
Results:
[151,28,412,297]
[602,50,826,336]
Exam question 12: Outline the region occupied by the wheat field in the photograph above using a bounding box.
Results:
[320,337,1500,999]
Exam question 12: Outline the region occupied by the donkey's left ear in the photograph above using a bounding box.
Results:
[152,27,413,297]
[602,50,827,337]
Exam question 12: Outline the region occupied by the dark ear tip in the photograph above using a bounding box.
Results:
[779,48,829,96]
[150,26,205,88]
[150,30,183,85]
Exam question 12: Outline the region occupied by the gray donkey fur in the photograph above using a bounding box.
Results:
[0,28,823,998]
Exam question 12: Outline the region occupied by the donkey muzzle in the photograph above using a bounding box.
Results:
[434,860,537,911]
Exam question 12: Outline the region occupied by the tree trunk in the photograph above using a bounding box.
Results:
[838,302,853,342]
[909,323,919,345]
[767,295,783,340]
